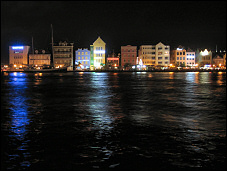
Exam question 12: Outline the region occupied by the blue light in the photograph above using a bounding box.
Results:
[12,46,24,50]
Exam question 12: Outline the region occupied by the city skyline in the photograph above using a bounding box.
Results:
[1,1,226,64]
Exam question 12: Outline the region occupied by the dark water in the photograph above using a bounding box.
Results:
[1,71,226,170]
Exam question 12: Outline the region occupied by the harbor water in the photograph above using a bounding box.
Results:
[1,71,226,170]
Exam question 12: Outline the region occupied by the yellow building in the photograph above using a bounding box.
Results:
[9,46,30,68]
[91,36,106,69]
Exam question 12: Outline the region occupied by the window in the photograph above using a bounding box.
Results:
[78,52,80,55]
[165,57,168,60]
[183,57,185,60]
[82,52,84,55]
[183,52,185,55]
[177,57,179,60]
[177,52,179,55]
[152,57,155,60]
[158,61,162,64]
[85,52,88,55]
[158,57,162,60]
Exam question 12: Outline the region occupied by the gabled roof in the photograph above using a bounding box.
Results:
[93,36,106,45]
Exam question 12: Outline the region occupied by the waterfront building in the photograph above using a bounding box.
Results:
[29,49,51,67]
[223,53,226,66]
[138,45,156,66]
[53,41,74,68]
[155,42,170,66]
[138,42,170,68]
[9,45,30,68]
[106,52,120,69]
[186,48,196,67]
[170,45,187,67]
[90,36,106,69]
[121,45,137,68]
[212,55,224,67]
[195,49,212,67]
[75,48,90,69]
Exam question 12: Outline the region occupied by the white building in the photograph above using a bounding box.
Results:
[186,49,196,67]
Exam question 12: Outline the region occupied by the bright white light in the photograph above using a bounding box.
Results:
[177,48,183,50]
[94,50,105,54]
[139,59,143,65]
[201,49,209,56]
[12,46,24,50]
[94,62,100,67]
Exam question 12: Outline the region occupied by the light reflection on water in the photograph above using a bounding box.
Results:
[1,71,226,170]
[4,72,31,168]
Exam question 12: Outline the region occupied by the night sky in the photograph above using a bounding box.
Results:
[1,1,226,64]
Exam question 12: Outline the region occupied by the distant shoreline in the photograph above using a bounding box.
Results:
[2,69,226,73]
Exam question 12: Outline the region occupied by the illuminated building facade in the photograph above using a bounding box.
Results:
[185,48,195,67]
[75,48,90,69]
[138,42,170,67]
[138,45,156,66]
[53,41,74,68]
[170,45,187,66]
[212,55,224,67]
[107,52,120,68]
[195,49,212,67]
[121,45,137,67]
[155,42,170,66]
[223,53,226,66]
[90,36,106,69]
[9,46,30,68]
[29,49,51,66]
